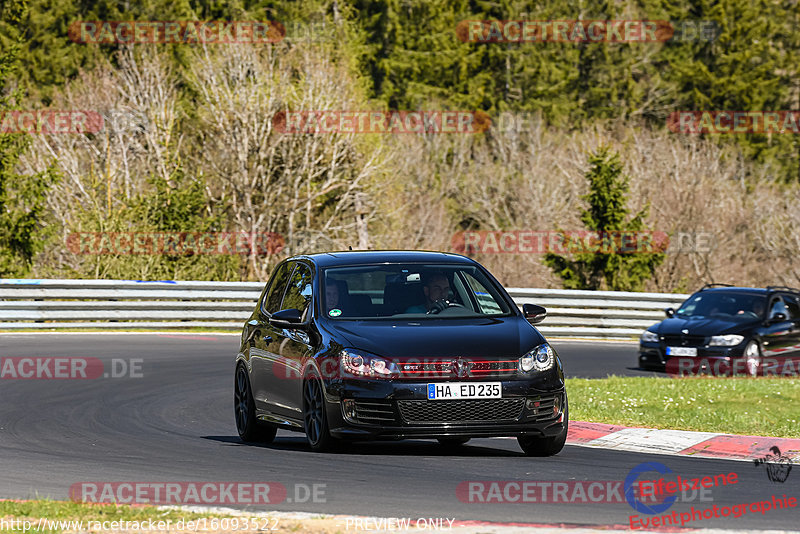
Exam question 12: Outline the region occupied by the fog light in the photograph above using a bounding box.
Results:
[553,395,561,416]
[343,399,356,421]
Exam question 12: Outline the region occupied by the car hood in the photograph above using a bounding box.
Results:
[327,317,544,359]
[656,316,757,336]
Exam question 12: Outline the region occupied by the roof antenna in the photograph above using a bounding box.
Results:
[348,245,353,250]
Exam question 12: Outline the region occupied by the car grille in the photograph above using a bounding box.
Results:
[397,399,524,424]
[395,358,518,379]
[663,335,707,347]
[352,400,397,424]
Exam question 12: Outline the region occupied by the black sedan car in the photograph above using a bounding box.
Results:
[234,251,567,455]
[639,284,800,376]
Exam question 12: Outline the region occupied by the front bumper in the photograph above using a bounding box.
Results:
[639,342,748,373]
[324,377,567,440]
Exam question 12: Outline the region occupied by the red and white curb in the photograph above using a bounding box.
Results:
[568,421,800,462]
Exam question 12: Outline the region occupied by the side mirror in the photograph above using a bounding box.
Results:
[523,303,547,324]
[665,308,675,318]
[769,312,787,323]
[269,308,304,329]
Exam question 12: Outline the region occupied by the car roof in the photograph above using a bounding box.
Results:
[698,287,768,295]
[696,286,800,297]
[291,250,476,268]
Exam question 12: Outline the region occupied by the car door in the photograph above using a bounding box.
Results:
[249,261,295,413]
[760,294,800,374]
[266,261,315,417]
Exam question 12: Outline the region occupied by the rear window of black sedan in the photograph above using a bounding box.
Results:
[321,263,514,319]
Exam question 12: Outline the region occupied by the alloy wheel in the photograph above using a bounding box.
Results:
[304,378,324,445]
[235,365,250,434]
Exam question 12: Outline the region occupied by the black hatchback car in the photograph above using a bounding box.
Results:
[234,251,567,455]
[639,285,800,376]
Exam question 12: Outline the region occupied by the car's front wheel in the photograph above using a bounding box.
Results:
[235,363,277,443]
[518,395,568,457]
[302,372,340,452]
[741,340,762,377]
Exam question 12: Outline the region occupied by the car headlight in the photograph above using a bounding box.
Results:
[519,343,555,373]
[640,330,659,343]
[709,334,744,346]
[341,349,400,379]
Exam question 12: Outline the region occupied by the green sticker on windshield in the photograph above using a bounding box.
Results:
[329,308,342,317]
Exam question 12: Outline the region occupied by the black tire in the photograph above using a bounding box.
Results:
[518,394,568,457]
[740,340,762,377]
[235,364,277,443]
[302,372,340,452]
[437,437,471,447]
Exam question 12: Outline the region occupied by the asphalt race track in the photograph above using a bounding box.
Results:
[1,333,796,530]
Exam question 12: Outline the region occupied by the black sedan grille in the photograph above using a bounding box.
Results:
[352,400,397,424]
[398,399,524,424]
[662,335,707,347]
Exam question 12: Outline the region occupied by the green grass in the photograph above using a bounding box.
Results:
[567,376,800,438]
[0,500,208,533]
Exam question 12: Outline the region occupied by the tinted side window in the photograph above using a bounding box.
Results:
[281,263,314,317]
[263,262,295,315]
[782,295,800,320]
[462,272,503,314]
[769,296,789,319]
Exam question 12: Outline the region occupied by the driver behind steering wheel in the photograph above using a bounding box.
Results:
[405,272,453,314]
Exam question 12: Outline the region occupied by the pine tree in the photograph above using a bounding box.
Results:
[544,146,665,291]
[0,0,59,277]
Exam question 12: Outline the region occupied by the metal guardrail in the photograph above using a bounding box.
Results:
[0,279,689,339]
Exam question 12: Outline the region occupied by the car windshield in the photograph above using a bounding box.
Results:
[675,292,766,320]
[322,263,513,319]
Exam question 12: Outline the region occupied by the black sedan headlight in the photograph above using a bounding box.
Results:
[709,334,744,346]
[519,343,555,373]
[640,330,659,343]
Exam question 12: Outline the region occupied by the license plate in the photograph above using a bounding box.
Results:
[666,346,697,357]
[427,382,501,400]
